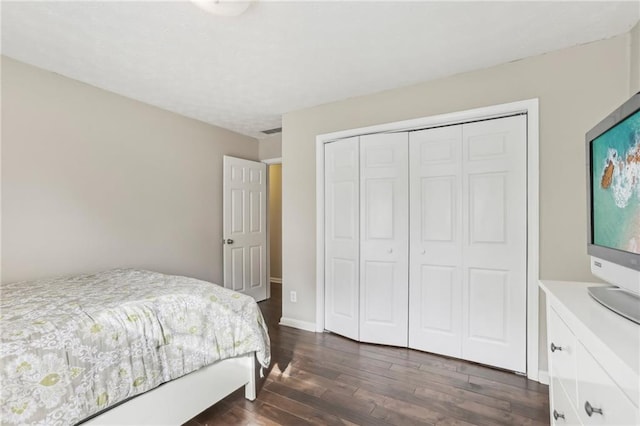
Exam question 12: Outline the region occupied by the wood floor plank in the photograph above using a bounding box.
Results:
[362,347,464,371]
[353,388,446,424]
[265,372,327,397]
[509,400,551,421]
[197,405,250,426]
[233,398,313,426]
[337,372,418,397]
[441,394,547,426]
[257,388,349,425]
[457,363,547,391]
[370,405,436,426]
[354,342,465,370]
[321,387,378,415]
[354,358,471,389]
[291,340,395,370]
[414,381,511,412]
[279,357,343,380]
[467,375,549,404]
[434,417,481,426]
[185,283,550,426]
[270,363,358,397]
[265,381,390,426]
[392,362,470,382]
[296,348,463,392]
[190,399,233,425]
[343,346,424,369]
[345,374,509,426]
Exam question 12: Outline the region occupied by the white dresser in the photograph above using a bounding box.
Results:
[539,281,639,425]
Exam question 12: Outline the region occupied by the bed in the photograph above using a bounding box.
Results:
[0,269,271,425]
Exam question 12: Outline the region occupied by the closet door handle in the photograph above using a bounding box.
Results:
[553,410,565,420]
[550,342,562,352]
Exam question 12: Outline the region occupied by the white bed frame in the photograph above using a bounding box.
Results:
[83,353,257,425]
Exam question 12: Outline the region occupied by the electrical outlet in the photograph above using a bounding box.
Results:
[290,291,297,303]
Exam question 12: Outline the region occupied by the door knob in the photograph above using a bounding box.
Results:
[224,239,234,244]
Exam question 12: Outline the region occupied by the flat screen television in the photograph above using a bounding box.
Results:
[586,91,640,324]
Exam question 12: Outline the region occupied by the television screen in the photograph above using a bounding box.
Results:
[591,109,640,254]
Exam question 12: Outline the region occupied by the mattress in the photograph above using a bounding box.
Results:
[0,269,271,425]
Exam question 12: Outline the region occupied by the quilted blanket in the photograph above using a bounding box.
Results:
[0,269,270,425]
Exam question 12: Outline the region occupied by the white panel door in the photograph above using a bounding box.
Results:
[324,137,360,340]
[409,125,463,358]
[223,156,267,302]
[461,115,527,373]
[359,133,409,347]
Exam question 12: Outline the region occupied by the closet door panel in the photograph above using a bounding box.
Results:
[360,133,409,347]
[461,115,527,373]
[325,138,360,340]
[409,126,463,357]
[363,261,396,323]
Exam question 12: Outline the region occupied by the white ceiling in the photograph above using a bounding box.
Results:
[2,1,639,138]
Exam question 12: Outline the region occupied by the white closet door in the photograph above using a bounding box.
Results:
[359,133,409,347]
[409,125,463,358]
[324,138,360,340]
[461,115,527,373]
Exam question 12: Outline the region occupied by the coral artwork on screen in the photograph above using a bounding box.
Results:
[593,110,640,254]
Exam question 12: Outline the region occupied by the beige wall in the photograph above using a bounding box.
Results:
[632,21,640,94]
[268,164,282,280]
[281,33,634,371]
[1,57,259,284]
[259,134,282,160]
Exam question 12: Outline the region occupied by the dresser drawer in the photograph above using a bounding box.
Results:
[548,307,578,405]
[551,377,582,425]
[576,342,639,425]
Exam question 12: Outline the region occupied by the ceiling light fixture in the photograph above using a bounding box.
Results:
[191,0,252,17]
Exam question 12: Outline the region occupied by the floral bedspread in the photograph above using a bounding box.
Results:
[0,269,270,425]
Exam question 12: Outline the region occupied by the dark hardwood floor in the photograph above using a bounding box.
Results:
[185,283,550,426]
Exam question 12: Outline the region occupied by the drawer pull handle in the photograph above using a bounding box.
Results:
[553,410,565,420]
[584,401,603,417]
[550,342,563,352]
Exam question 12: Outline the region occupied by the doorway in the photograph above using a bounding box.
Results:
[267,163,283,288]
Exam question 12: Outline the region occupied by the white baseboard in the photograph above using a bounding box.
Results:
[279,317,317,332]
[270,277,282,284]
[538,369,549,385]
